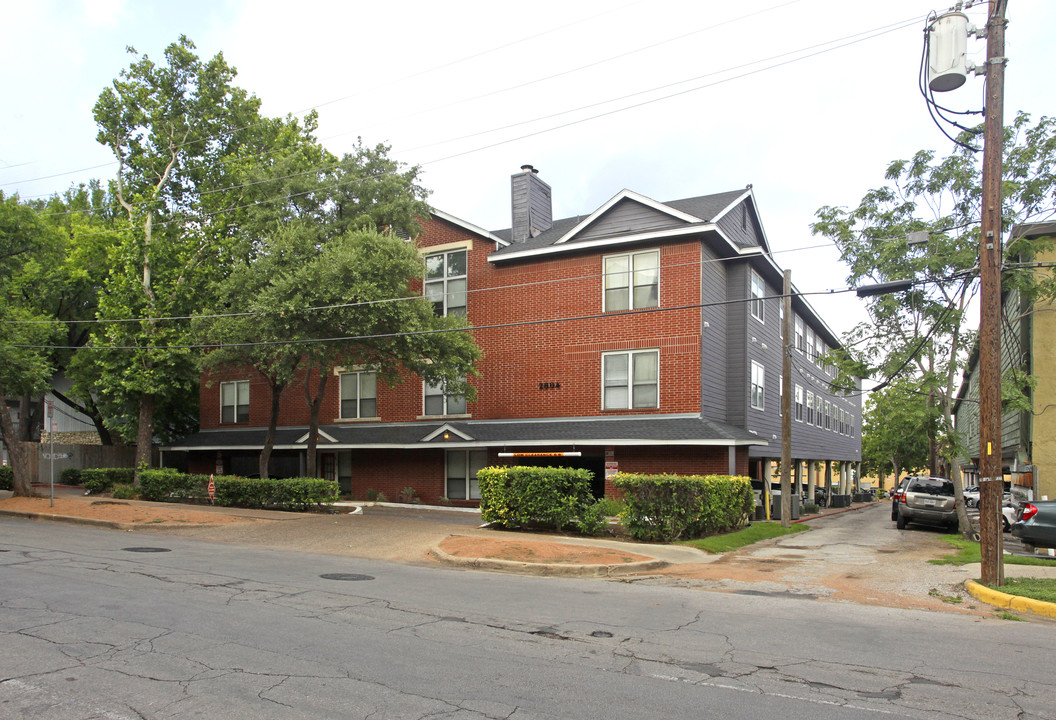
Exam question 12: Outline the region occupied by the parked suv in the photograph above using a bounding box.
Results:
[896,476,957,530]
[890,476,913,521]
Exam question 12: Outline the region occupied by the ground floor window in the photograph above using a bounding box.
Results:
[446,450,486,500]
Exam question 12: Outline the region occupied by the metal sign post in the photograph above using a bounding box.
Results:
[48,400,55,507]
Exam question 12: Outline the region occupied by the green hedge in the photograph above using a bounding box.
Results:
[82,467,136,494]
[613,473,754,542]
[60,467,82,485]
[0,466,12,491]
[139,468,213,503]
[478,465,601,534]
[213,476,338,511]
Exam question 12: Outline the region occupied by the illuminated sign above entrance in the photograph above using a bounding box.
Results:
[497,452,583,458]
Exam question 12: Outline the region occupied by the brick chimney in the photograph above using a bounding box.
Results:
[510,164,552,243]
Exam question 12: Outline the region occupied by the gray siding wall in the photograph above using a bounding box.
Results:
[730,262,863,463]
[783,344,864,463]
[575,199,684,242]
[716,200,763,249]
[725,263,749,429]
[700,242,727,423]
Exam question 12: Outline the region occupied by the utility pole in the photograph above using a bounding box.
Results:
[780,270,793,529]
[977,0,1007,587]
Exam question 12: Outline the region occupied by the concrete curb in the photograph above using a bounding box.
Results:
[431,543,669,577]
[964,579,1056,619]
[0,508,127,531]
[0,508,239,532]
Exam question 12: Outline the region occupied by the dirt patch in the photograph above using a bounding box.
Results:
[438,535,653,565]
[0,496,258,527]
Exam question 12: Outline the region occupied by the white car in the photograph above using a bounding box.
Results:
[963,485,980,507]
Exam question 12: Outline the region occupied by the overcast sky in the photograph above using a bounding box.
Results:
[2,0,1052,349]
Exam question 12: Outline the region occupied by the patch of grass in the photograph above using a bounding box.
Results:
[932,534,1056,567]
[995,611,1025,621]
[678,521,809,554]
[989,577,1056,604]
[928,588,963,604]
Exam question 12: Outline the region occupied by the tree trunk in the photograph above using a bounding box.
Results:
[133,392,154,486]
[0,385,35,497]
[303,370,329,478]
[51,389,115,445]
[259,378,286,480]
[17,394,42,442]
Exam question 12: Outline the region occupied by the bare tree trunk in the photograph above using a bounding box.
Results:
[51,389,115,445]
[259,378,286,480]
[303,370,329,478]
[133,392,154,486]
[0,384,35,497]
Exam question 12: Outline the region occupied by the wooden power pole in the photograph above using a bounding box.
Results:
[978,0,1007,587]
[780,270,793,528]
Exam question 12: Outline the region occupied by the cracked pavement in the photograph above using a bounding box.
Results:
[3,516,1056,718]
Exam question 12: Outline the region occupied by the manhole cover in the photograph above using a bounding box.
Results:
[320,573,374,582]
[590,630,614,638]
[122,547,172,553]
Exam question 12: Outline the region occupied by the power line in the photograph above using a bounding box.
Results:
[12,7,919,221]
[0,240,841,327]
[7,286,860,352]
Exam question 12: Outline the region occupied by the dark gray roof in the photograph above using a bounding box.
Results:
[489,189,743,257]
[163,415,765,451]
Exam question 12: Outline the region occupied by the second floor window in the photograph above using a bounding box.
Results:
[604,249,659,311]
[805,390,815,424]
[794,385,804,422]
[220,380,249,423]
[750,361,765,410]
[340,371,377,419]
[602,350,659,409]
[794,316,804,352]
[424,378,467,416]
[425,249,467,316]
[750,270,765,322]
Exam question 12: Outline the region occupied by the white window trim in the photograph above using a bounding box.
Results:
[424,247,468,317]
[750,361,765,411]
[445,449,486,501]
[794,384,804,422]
[338,370,379,421]
[602,248,660,312]
[220,380,250,424]
[750,270,765,323]
[420,379,470,419]
[601,349,660,410]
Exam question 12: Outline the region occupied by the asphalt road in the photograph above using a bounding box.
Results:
[3,515,1055,719]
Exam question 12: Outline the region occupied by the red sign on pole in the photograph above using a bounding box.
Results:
[207,475,216,502]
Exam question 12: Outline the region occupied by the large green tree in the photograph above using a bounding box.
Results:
[860,380,932,484]
[200,139,480,478]
[812,112,1056,533]
[0,194,65,496]
[89,36,273,480]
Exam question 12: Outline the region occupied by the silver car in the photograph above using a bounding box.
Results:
[896,476,957,530]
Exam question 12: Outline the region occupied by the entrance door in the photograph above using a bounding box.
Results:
[321,453,336,482]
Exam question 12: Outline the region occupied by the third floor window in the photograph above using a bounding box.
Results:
[603,249,659,311]
[425,249,467,317]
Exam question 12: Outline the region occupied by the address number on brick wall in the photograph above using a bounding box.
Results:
[538,382,561,390]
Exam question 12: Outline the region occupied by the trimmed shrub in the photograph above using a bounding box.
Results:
[0,466,12,491]
[139,468,209,503]
[111,484,140,500]
[478,465,598,533]
[213,476,338,511]
[614,473,754,542]
[60,467,82,485]
[81,467,135,494]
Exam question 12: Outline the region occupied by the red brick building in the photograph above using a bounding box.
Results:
[164,166,862,504]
